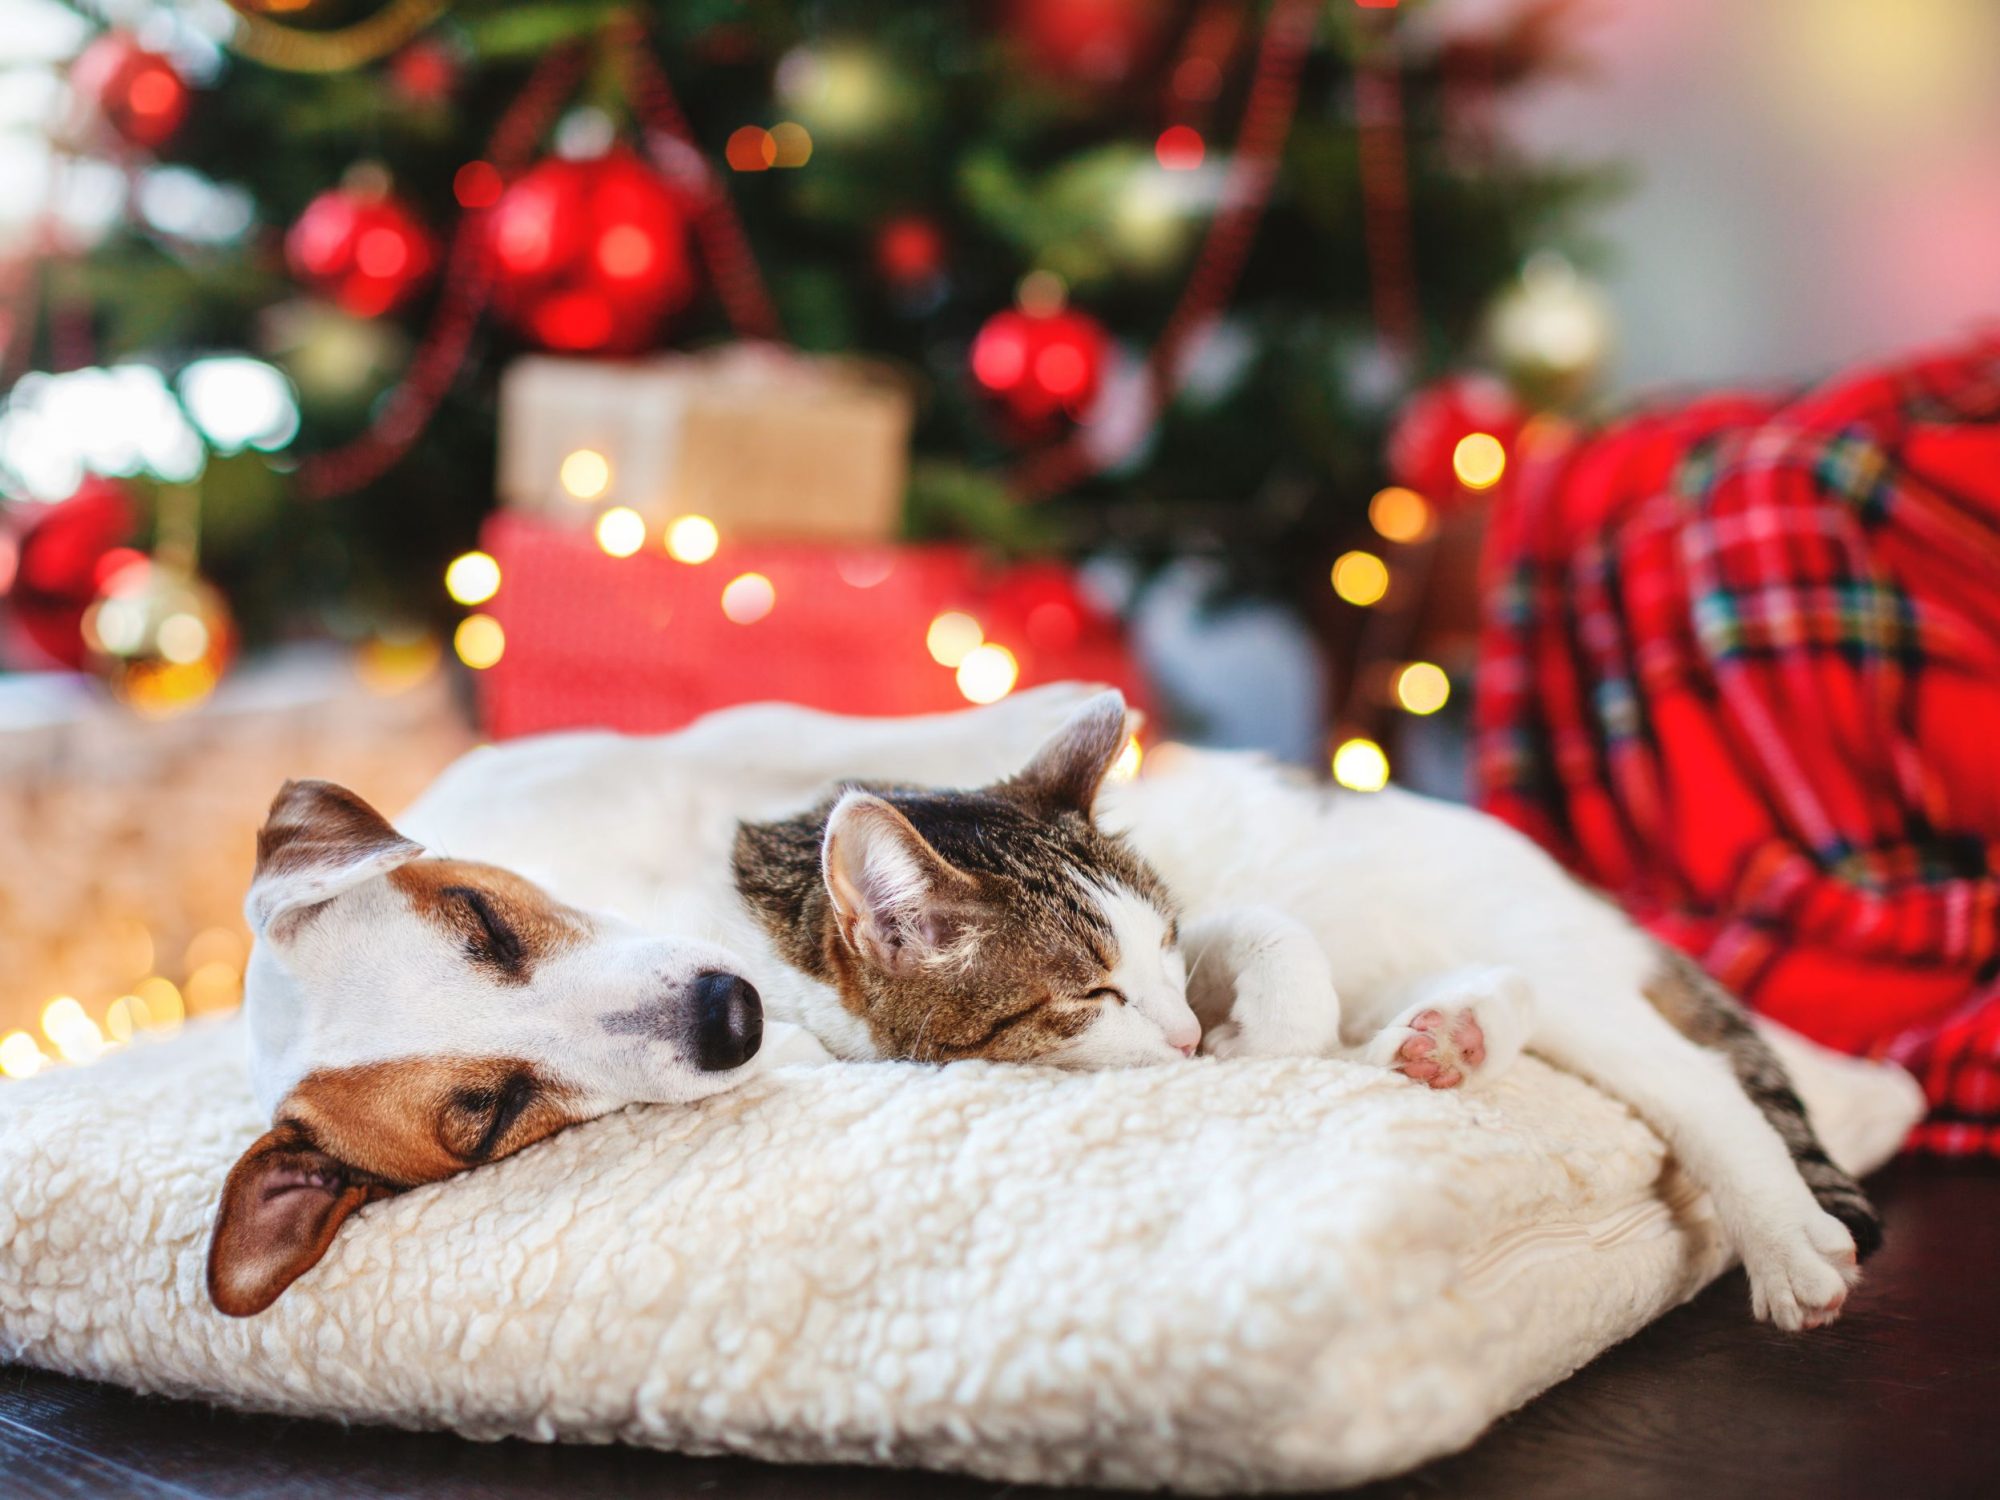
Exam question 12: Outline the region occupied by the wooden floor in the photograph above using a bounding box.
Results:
[4,1157,1995,1500]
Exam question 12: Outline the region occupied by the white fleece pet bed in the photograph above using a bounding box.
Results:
[1,1018,1919,1493]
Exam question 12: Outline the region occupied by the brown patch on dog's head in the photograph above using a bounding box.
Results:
[207,1056,580,1317]
[388,860,587,985]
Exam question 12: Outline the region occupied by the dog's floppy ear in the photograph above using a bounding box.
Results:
[822,791,981,974]
[246,779,422,938]
[1005,689,1131,818]
[206,1121,396,1317]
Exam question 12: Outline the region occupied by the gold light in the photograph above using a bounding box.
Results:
[770,121,813,167]
[665,514,720,564]
[1332,737,1391,792]
[559,448,612,501]
[0,1031,46,1079]
[956,643,1019,704]
[454,613,506,670]
[926,611,984,668]
[1395,662,1452,716]
[1368,486,1433,544]
[594,506,646,558]
[721,572,776,624]
[134,976,185,1032]
[41,996,104,1065]
[445,550,502,605]
[185,960,241,1013]
[1452,432,1507,490]
[1331,551,1391,607]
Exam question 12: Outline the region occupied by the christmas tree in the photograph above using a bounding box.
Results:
[0,0,1609,748]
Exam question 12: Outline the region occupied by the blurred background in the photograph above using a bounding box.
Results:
[1,1,1996,1116]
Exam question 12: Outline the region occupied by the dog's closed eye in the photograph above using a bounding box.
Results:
[441,886,526,977]
[444,1072,538,1162]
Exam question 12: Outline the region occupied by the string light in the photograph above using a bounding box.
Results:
[721,572,776,624]
[41,996,105,1064]
[0,1031,45,1079]
[559,448,612,501]
[1111,734,1144,782]
[454,613,505,669]
[444,550,501,604]
[665,514,720,564]
[1368,486,1432,543]
[956,643,1019,704]
[770,121,813,167]
[926,611,984,667]
[1332,737,1391,791]
[133,976,184,1032]
[594,506,646,557]
[1395,661,1451,715]
[726,125,777,172]
[1331,550,1391,607]
[1451,432,1507,490]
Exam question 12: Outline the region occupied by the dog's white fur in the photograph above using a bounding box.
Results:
[265,683,1855,1330]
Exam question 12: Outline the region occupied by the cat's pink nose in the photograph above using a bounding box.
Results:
[1176,1039,1198,1058]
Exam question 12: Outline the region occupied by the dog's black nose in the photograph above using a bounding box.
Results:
[691,971,762,1071]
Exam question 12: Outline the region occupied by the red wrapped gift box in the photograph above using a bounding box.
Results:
[476,514,1149,740]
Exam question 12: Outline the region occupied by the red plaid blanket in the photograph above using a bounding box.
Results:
[1475,335,2000,1154]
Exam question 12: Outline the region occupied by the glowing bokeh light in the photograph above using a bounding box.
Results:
[559,447,612,501]
[594,506,647,557]
[1452,432,1507,490]
[1331,550,1391,607]
[1111,734,1144,782]
[444,550,501,605]
[1332,738,1391,792]
[665,514,720,564]
[926,611,984,667]
[721,572,776,624]
[956,643,1019,704]
[454,613,505,669]
[0,1031,45,1079]
[1368,486,1433,543]
[1155,125,1205,170]
[1395,661,1452,716]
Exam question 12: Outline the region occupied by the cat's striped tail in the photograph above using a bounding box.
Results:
[1644,945,1884,1259]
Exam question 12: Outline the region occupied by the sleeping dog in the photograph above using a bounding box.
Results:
[210,687,1101,1315]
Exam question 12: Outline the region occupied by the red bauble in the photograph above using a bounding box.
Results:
[1007,0,1161,85]
[1386,373,1528,508]
[286,186,438,318]
[485,149,697,355]
[970,306,1110,428]
[1,477,135,670]
[874,215,946,288]
[389,38,459,108]
[71,32,189,150]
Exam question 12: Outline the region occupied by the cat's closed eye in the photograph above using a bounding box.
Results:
[1083,986,1127,1005]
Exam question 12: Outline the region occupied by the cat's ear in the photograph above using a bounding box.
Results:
[1006,689,1132,818]
[207,1121,396,1317]
[822,792,980,974]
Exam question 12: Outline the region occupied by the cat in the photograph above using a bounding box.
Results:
[727,690,1879,1331]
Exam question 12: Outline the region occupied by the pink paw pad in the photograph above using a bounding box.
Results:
[1393,1007,1485,1090]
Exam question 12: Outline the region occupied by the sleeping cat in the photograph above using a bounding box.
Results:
[729,691,1879,1332]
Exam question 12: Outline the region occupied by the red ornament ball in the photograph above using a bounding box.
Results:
[970,306,1110,428]
[1386,373,1528,509]
[874,215,946,288]
[286,186,437,318]
[1007,0,1160,85]
[485,149,697,355]
[1,477,135,670]
[71,32,189,150]
[389,38,459,108]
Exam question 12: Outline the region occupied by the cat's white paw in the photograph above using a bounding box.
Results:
[1743,1209,1861,1331]
[1197,984,1342,1060]
[1365,967,1532,1090]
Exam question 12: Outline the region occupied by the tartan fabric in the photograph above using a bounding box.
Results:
[1475,335,2000,1155]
